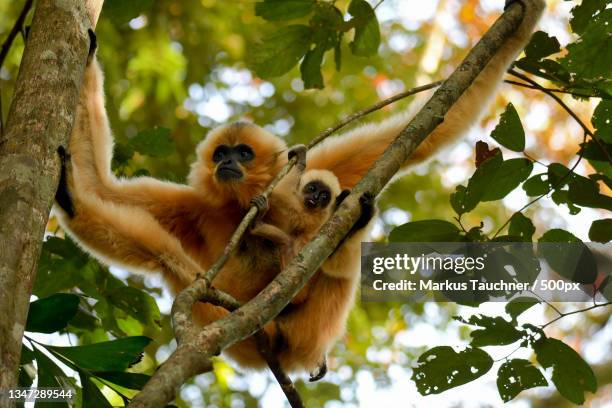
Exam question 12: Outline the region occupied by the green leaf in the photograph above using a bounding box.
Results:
[348,0,380,57]
[524,31,561,60]
[107,286,161,329]
[569,0,609,36]
[81,374,113,408]
[412,346,493,395]
[129,127,175,158]
[389,220,461,242]
[522,173,550,196]
[508,213,535,242]
[457,315,523,347]
[497,359,548,402]
[592,100,612,144]
[491,103,527,151]
[26,294,80,334]
[589,219,612,243]
[102,0,154,25]
[561,9,612,92]
[33,346,72,408]
[539,228,580,243]
[568,177,612,211]
[93,371,151,390]
[254,0,315,21]
[505,297,540,321]
[534,338,597,404]
[539,230,597,284]
[47,337,151,372]
[248,25,313,78]
[450,185,468,216]
[300,45,325,89]
[466,157,533,205]
[483,158,532,201]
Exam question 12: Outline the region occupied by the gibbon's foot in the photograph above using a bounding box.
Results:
[55,146,75,218]
[87,29,97,63]
[309,358,327,382]
[504,0,525,11]
[334,189,350,209]
[250,195,269,220]
[288,144,307,172]
[353,192,375,231]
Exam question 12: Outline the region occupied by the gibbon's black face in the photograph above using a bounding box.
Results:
[212,143,255,181]
[302,180,332,210]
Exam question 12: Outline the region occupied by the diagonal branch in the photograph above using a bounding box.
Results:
[129,3,528,407]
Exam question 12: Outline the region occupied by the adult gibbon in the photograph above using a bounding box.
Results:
[55,0,544,375]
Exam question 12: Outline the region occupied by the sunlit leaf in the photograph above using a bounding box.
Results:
[497,359,547,402]
[348,0,380,57]
[255,0,315,21]
[248,25,313,78]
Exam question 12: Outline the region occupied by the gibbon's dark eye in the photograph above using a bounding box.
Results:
[212,145,230,163]
[320,191,330,201]
[235,144,254,162]
[306,183,317,193]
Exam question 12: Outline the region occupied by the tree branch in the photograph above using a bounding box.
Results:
[130,3,527,406]
[0,0,103,396]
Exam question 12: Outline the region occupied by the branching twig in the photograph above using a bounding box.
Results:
[541,301,612,329]
[508,68,612,164]
[504,79,593,99]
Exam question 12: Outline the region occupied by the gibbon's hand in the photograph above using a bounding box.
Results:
[250,194,269,221]
[288,144,307,172]
[55,146,75,218]
[334,189,351,209]
[87,29,97,63]
[354,192,376,232]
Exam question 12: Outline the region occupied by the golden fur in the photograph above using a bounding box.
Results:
[55,0,544,375]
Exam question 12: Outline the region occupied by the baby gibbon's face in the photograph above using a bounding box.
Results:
[302,180,332,210]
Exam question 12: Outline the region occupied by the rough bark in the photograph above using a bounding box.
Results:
[0,0,102,395]
[130,3,526,407]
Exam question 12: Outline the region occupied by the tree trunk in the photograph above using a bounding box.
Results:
[0,0,102,395]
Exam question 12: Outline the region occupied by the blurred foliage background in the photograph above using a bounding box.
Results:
[0,0,610,406]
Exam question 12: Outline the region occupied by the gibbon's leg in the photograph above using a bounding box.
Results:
[306,0,545,189]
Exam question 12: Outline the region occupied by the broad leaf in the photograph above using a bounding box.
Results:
[497,359,547,402]
[490,103,525,152]
[348,0,380,57]
[26,294,80,334]
[524,31,560,60]
[522,173,550,196]
[47,337,151,372]
[93,371,151,390]
[248,25,313,78]
[508,213,535,242]
[254,0,315,21]
[389,220,461,242]
[589,219,612,243]
[456,315,523,347]
[592,100,612,144]
[505,297,540,321]
[412,347,493,395]
[534,338,597,404]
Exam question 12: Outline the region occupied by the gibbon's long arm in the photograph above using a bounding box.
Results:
[306,0,545,189]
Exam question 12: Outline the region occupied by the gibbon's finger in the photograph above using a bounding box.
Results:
[288,144,307,172]
[250,194,269,220]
